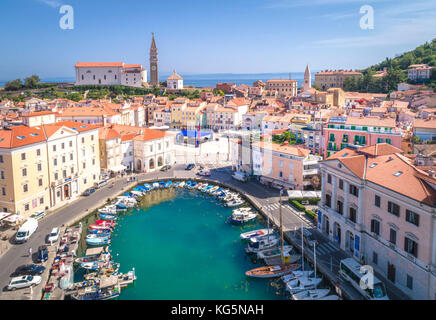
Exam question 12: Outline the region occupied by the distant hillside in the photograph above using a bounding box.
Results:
[343,39,436,93]
[366,39,436,72]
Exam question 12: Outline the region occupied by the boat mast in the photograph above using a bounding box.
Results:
[266,199,270,244]
[301,223,304,272]
[314,242,317,284]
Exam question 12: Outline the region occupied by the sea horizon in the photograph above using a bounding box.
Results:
[0,71,316,89]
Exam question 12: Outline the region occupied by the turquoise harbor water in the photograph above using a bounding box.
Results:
[79,187,284,300]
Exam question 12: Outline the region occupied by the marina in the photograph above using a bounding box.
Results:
[39,178,339,300]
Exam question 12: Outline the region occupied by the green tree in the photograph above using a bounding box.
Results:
[24,75,40,88]
[5,79,23,91]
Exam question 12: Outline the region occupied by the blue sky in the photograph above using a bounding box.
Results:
[0,0,435,79]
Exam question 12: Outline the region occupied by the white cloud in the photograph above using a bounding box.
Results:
[36,0,62,8]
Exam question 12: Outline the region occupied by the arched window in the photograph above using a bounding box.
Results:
[149,158,155,169]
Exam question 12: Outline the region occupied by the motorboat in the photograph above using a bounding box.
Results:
[257,245,296,260]
[233,207,252,214]
[245,236,280,254]
[211,188,224,196]
[196,183,205,190]
[185,181,192,188]
[130,190,143,197]
[226,199,245,207]
[159,181,166,188]
[281,271,314,283]
[285,276,323,294]
[152,182,159,189]
[178,181,185,188]
[71,284,120,300]
[173,181,180,188]
[240,228,275,241]
[230,211,257,224]
[245,264,301,278]
[165,181,172,188]
[98,205,118,215]
[292,289,331,300]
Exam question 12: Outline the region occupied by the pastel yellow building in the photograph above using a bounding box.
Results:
[0,121,101,217]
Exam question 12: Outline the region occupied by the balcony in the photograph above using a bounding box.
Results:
[303,168,319,176]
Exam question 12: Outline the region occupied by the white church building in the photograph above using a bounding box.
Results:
[166,70,183,90]
[75,62,147,88]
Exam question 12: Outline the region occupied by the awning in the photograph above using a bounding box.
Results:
[0,212,12,221]
[287,190,322,199]
[110,164,127,172]
[2,214,23,223]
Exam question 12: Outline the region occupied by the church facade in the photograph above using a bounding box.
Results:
[75,62,147,88]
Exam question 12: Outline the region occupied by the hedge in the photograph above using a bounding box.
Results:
[290,200,305,212]
[304,209,317,221]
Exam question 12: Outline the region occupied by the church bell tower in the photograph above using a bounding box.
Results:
[149,32,159,87]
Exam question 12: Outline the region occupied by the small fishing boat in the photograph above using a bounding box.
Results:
[130,190,143,197]
[226,199,245,207]
[116,202,128,211]
[143,183,152,190]
[245,236,280,253]
[71,284,120,300]
[95,220,116,227]
[173,181,180,188]
[159,181,166,188]
[196,183,204,190]
[152,182,159,189]
[86,234,110,240]
[285,276,323,294]
[86,237,111,246]
[185,181,192,188]
[245,264,301,278]
[240,228,274,241]
[292,289,331,300]
[99,213,117,221]
[178,181,185,188]
[89,224,114,231]
[89,228,112,234]
[188,182,198,189]
[203,185,214,192]
[208,186,219,194]
[230,211,257,224]
[165,181,173,188]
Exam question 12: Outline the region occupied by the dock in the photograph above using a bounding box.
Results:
[42,223,82,300]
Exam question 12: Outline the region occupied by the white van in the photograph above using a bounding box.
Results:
[95,180,108,189]
[232,171,247,182]
[15,218,38,244]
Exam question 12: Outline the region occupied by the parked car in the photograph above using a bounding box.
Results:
[8,275,41,291]
[15,218,38,244]
[47,227,60,243]
[185,163,195,170]
[30,210,45,221]
[37,245,48,263]
[160,165,172,172]
[82,188,96,196]
[94,180,108,189]
[13,264,45,276]
[197,169,211,176]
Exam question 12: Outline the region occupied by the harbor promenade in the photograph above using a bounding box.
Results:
[0,164,409,300]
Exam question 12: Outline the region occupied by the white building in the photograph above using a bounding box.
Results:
[75,62,147,88]
[134,130,174,173]
[167,70,183,90]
